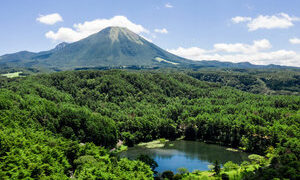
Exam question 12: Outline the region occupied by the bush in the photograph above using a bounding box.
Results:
[223,161,239,171]
[221,173,229,180]
[213,160,221,175]
[173,174,183,180]
[121,132,135,147]
[137,154,158,172]
[177,167,189,175]
[162,170,174,179]
[248,154,266,165]
[184,124,197,140]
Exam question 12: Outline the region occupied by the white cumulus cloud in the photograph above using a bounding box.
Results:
[168,47,208,60]
[168,39,300,67]
[45,16,149,42]
[289,38,300,44]
[36,13,63,25]
[232,13,300,31]
[154,28,168,34]
[165,3,173,8]
[231,16,252,23]
[214,39,271,54]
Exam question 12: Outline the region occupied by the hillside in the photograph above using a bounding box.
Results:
[0,27,296,72]
[187,68,300,95]
[0,27,189,70]
[0,70,299,179]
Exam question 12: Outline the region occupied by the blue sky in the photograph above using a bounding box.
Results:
[1,0,300,66]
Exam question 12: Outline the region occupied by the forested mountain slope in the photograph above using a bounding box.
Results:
[187,68,300,95]
[0,70,299,179]
[0,27,189,70]
[0,27,296,71]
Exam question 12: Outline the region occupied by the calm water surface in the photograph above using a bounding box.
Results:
[119,140,249,173]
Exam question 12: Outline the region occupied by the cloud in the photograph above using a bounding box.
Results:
[214,39,271,54]
[231,16,252,23]
[154,28,168,34]
[168,39,300,66]
[168,47,208,60]
[45,16,149,42]
[289,38,300,44]
[36,13,63,25]
[232,13,300,31]
[46,28,83,43]
[165,3,173,8]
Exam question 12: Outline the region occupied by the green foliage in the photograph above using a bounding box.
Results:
[177,167,189,175]
[137,154,158,172]
[0,69,299,179]
[248,154,266,165]
[0,126,153,179]
[213,160,221,175]
[223,161,239,172]
[184,124,197,140]
[173,173,183,180]
[0,128,71,179]
[121,131,136,147]
[188,68,300,95]
[0,27,186,71]
[74,157,153,179]
[221,173,229,180]
[162,170,174,179]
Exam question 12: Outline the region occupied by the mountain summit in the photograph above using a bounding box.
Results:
[0,26,292,70]
[0,26,188,70]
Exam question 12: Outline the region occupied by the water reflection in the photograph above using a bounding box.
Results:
[119,140,249,173]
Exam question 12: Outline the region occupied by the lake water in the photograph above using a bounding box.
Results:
[119,140,249,173]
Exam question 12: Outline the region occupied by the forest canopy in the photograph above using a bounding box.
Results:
[0,70,299,179]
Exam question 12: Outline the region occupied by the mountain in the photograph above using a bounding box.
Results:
[0,27,190,70]
[0,26,296,71]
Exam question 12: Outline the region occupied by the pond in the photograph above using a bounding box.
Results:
[119,140,249,173]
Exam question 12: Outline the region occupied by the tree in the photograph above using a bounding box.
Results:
[1,69,300,179]
[223,161,239,172]
[137,154,158,172]
[121,132,135,147]
[177,167,189,175]
[248,154,266,166]
[184,124,197,140]
[173,174,183,180]
[162,170,174,179]
[213,160,221,175]
[221,173,229,180]
[85,114,118,147]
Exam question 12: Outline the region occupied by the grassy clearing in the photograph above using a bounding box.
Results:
[154,57,179,65]
[137,138,169,148]
[226,147,240,152]
[1,71,23,78]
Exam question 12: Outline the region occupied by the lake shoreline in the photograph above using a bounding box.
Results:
[118,139,250,173]
[123,138,245,153]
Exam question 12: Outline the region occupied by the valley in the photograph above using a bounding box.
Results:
[0,70,299,179]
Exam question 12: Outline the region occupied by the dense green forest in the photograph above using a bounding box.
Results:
[0,70,299,179]
[187,68,300,95]
[2,67,299,95]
